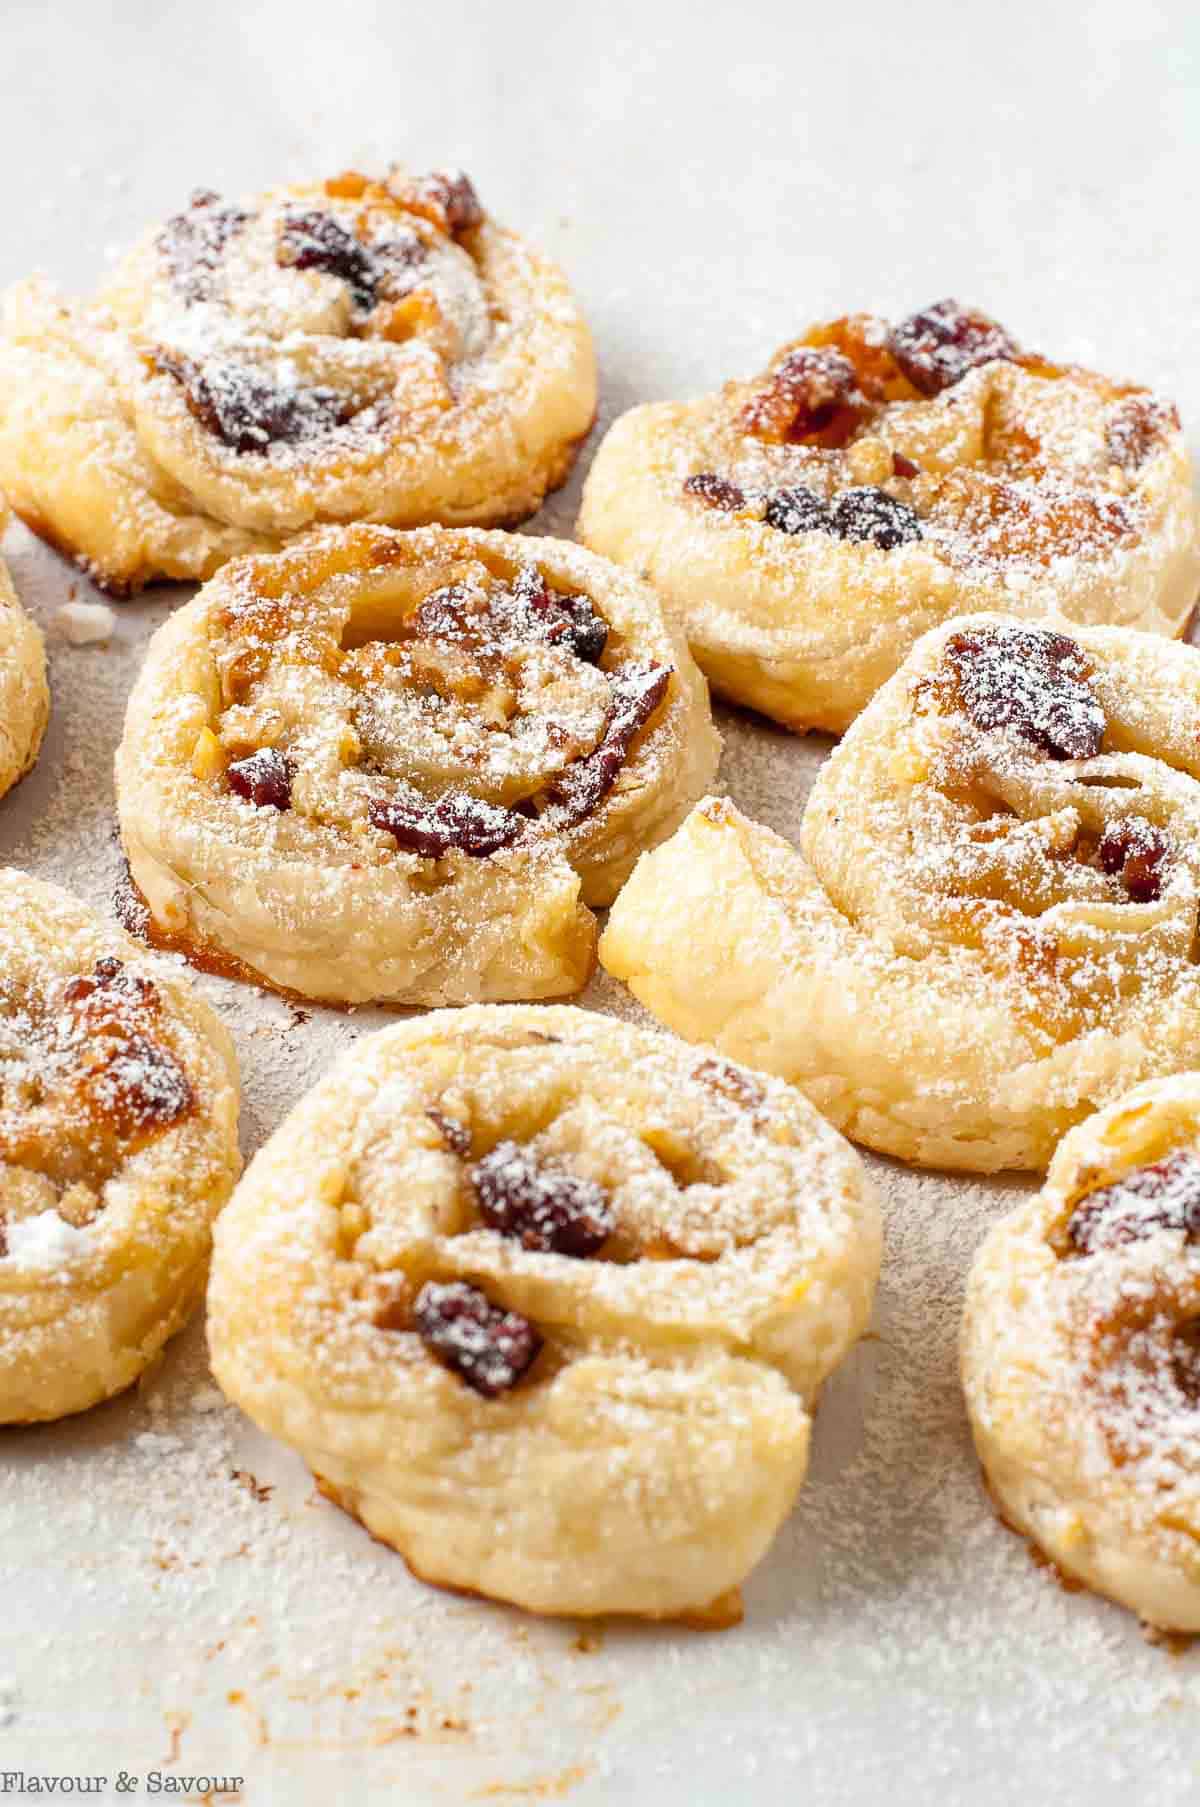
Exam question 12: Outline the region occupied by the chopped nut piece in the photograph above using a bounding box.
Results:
[190,727,225,782]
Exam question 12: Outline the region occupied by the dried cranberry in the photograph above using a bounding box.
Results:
[278,210,380,310]
[158,353,353,454]
[549,663,672,827]
[889,300,1018,396]
[227,748,294,811]
[277,210,424,313]
[684,472,747,512]
[413,1279,541,1396]
[368,789,524,858]
[157,190,249,302]
[1066,1150,1200,1255]
[741,346,866,444]
[763,487,831,535]
[829,486,923,549]
[509,565,609,665]
[471,1141,613,1256]
[943,625,1105,760]
[892,452,919,479]
[1097,816,1171,902]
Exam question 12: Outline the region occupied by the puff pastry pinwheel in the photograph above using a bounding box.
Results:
[0,167,596,593]
[0,497,48,799]
[963,1073,1200,1631]
[0,870,240,1422]
[206,1004,881,1624]
[578,301,1200,733]
[115,525,719,1006]
[602,614,1200,1174]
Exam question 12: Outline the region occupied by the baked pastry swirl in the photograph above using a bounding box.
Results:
[602,614,1200,1173]
[0,499,48,800]
[115,525,719,1006]
[0,167,596,593]
[206,1005,881,1624]
[578,301,1200,732]
[0,871,240,1422]
[963,1074,1200,1631]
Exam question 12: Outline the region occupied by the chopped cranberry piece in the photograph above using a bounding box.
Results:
[368,789,524,858]
[413,1279,541,1396]
[684,472,747,512]
[278,210,380,310]
[741,346,866,444]
[1066,1150,1200,1255]
[889,300,1018,396]
[278,209,425,312]
[892,452,920,479]
[157,189,249,302]
[829,486,923,549]
[509,564,609,665]
[227,748,294,811]
[158,353,353,454]
[764,487,831,535]
[1097,816,1172,902]
[471,1140,613,1256]
[413,570,609,667]
[549,663,672,827]
[943,625,1105,760]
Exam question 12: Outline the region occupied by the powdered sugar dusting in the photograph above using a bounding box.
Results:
[4,530,1200,1794]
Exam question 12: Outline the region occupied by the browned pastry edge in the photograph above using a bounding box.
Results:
[113,858,598,1013]
[312,1472,744,1629]
[11,409,599,599]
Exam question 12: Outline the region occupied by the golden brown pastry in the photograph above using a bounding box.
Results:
[579,302,1200,732]
[115,524,719,1005]
[0,498,48,799]
[602,614,1200,1173]
[206,1004,881,1624]
[0,870,241,1422]
[0,168,596,592]
[964,1073,1200,1632]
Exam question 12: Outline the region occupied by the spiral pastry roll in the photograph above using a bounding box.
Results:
[603,615,1200,1173]
[115,525,719,1006]
[0,871,240,1422]
[0,498,48,800]
[206,1004,880,1624]
[0,167,596,593]
[962,1074,1200,1631]
[579,301,1200,733]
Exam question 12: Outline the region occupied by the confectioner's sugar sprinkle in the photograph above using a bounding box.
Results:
[53,599,116,645]
[3,1208,92,1268]
[3,525,1200,1797]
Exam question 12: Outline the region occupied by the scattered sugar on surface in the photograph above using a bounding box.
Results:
[53,598,116,645]
[2,523,1200,1799]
